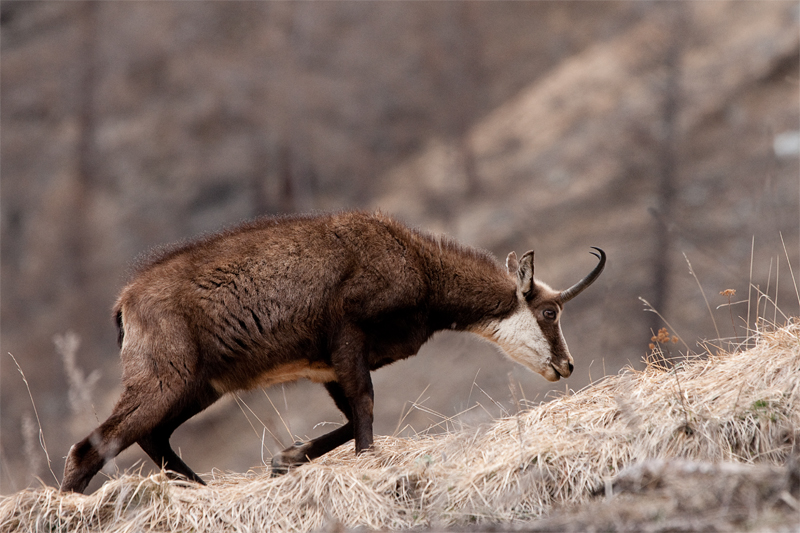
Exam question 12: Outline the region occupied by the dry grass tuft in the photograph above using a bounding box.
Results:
[3,321,800,532]
[524,457,800,532]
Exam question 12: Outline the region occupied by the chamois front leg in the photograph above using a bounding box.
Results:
[271,382,356,475]
[270,421,354,476]
[328,327,374,455]
[271,329,374,475]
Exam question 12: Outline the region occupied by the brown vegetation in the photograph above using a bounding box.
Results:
[3,321,798,532]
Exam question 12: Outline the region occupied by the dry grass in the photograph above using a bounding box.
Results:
[3,321,800,532]
[524,457,800,532]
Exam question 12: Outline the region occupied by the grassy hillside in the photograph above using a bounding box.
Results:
[2,321,799,532]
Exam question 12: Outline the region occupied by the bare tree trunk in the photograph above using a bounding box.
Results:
[71,0,98,288]
[278,144,295,214]
[249,139,271,217]
[452,2,484,199]
[649,5,686,358]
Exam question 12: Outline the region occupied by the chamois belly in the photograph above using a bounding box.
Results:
[210,361,337,394]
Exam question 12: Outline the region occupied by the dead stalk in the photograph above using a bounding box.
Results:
[8,352,58,486]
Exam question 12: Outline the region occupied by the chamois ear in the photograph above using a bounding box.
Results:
[506,251,519,275]
[517,250,535,297]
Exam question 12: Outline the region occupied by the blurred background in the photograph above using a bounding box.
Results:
[1,1,798,494]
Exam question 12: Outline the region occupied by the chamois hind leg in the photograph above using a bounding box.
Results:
[62,380,217,493]
[137,384,219,486]
[62,387,156,493]
[271,381,355,476]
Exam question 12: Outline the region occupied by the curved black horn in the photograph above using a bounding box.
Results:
[558,247,606,304]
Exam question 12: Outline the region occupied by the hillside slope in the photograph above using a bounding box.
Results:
[3,322,798,532]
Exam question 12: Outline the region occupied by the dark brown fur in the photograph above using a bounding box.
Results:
[61,211,601,493]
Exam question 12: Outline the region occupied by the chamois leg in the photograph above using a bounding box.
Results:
[137,385,219,486]
[272,329,374,475]
[331,336,375,455]
[271,382,356,476]
[62,387,154,493]
[62,379,217,493]
[139,435,205,485]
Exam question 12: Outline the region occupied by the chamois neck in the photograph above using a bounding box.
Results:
[424,237,518,330]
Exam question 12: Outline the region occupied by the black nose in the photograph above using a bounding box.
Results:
[568,362,574,374]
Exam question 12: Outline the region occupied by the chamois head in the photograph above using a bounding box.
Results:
[480,248,605,382]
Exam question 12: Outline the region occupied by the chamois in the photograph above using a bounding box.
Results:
[61,211,605,493]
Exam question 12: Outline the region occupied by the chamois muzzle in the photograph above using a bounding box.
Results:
[557,247,606,304]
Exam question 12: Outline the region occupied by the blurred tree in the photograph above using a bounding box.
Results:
[649,4,687,357]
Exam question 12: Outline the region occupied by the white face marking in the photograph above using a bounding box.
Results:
[470,304,560,382]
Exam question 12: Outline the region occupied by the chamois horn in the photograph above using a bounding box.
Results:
[557,247,606,304]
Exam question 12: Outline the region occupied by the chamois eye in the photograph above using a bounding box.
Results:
[543,309,557,321]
